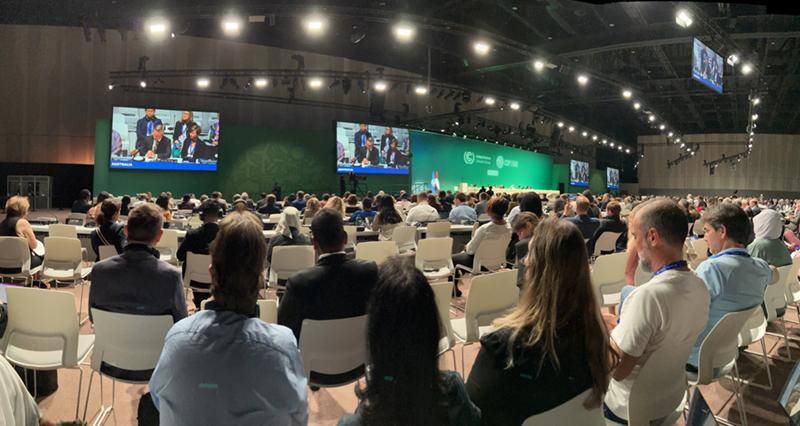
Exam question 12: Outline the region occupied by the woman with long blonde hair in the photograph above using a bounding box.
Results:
[466,218,615,425]
[323,196,346,216]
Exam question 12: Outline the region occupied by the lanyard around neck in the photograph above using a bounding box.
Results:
[709,249,750,260]
[652,260,688,277]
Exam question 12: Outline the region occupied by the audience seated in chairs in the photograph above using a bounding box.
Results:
[452,196,511,295]
[0,195,43,271]
[71,188,93,214]
[564,196,600,240]
[324,195,347,216]
[605,199,710,423]
[466,218,614,425]
[302,197,321,224]
[87,191,112,222]
[278,209,379,363]
[474,192,489,217]
[372,195,404,240]
[90,198,127,261]
[686,203,772,372]
[510,212,539,289]
[176,200,221,307]
[748,208,792,267]
[257,194,282,215]
[89,203,187,382]
[267,206,311,264]
[405,192,441,224]
[588,200,628,255]
[339,256,480,426]
[347,197,377,224]
[177,193,194,211]
[448,192,477,223]
[149,212,308,425]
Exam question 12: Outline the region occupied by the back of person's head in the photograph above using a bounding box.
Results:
[357,256,447,425]
[211,191,221,199]
[182,194,191,203]
[511,211,539,235]
[582,189,593,201]
[5,196,29,218]
[311,209,347,252]
[198,200,221,221]
[377,196,402,225]
[634,199,688,249]
[322,193,330,201]
[347,194,358,206]
[606,201,622,218]
[417,192,428,203]
[261,192,267,199]
[305,197,321,215]
[324,196,345,214]
[155,195,170,210]
[703,203,751,245]
[266,194,276,204]
[362,197,373,211]
[97,191,111,204]
[79,189,91,201]
[575,196,590,214]
[494,217,612,408]
[426,194,439,207]
[296,190,305,198]
[210,212,266,314]
[438,190,446,199]
[126,203,163,244]
[455,192,467,203]
[121,195,131,206]
[479,192,489,201]
[753,209,783,240]
[487,196,509,220]
[519,192,543,217]
[96,199,121,226]
[287,194,296,203]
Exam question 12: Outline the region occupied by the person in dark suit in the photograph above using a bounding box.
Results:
[379,127,397,156]
[134,108,162,156]
[564,196,600,240]
[352,136,380,166]
[278,209,378,383]
[137,124,171,160]
[176,200,221,307]
[510,212,539,289]
[588,201,628,255]
[353,123,371,152]
[181,124,207,162]
[384,138,407,167]
[172,111,195,159]
[258,194,282,215]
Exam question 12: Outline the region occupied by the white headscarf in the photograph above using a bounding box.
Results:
[753,209,783,240]
[275,206,301,239]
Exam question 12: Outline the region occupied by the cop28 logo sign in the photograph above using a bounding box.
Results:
[495,155,505,169]
[463,151,476,165]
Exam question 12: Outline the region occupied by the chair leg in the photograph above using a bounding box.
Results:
[74,366,85,421]
[733,361,748,426]
[83,370,95,422]
[782,317,793,361]
[740,338,773,391]
[78,278,88,326]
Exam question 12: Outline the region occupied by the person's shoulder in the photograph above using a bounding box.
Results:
[345,258,379,274]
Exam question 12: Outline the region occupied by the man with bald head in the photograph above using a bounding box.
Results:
[603,199,710,424]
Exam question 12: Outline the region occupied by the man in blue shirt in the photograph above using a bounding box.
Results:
[135,108,162,156]
[564,196,600,240]
[687,203,772,370]
[291,191,307,211]
[348,197,377,224]
[449,192,477,223]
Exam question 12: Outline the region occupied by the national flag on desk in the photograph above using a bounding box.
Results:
[430,170,440,192]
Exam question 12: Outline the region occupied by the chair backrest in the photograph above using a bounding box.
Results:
[155,229,179,253]
[270,246,315,280]
[592,231,622,256]
[472,235,512,271]
[48,223,78,239]
[257,299,278,324]
[299,315,368,380]
[430,282,455,347]
[183,252,213,290]
[343,225,357,249]
[65,213,87,226]
[690,239,709,261]
[391,224,417,250]
[0,237,32,272]
[695,307,760,385]
[89,309,172,376]
[268,214,281,223]
[738,304,767,347]
[785,256,800,304]
[590,252,628,297]
[299,226,312,237]
[43,236,83,270]
[97,245,118,261]
[627,340,692,424]
[187,215,202,229]
[692,217,705,237]
[426,221,452,239]
[416,237,454,270]
[355,241,398,265]
[521,389,603,426]
[463,270,518,341]
[767,265,789,321]
[1,287,81,367]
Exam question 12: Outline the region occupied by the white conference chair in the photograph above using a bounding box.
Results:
[268,246,315,291]
[155,229,179,265]
[738,301,773,391]
[430,281,457,369]
[97,245,118,261]
[83,309,172,425]
[416,237,455,283]
[784,257,800,320]
[355,241,398,265]
[689,239,709,269]
[687,307,760,426]
[65,213,87,226]
[454,236,512,282]
[299,315,368,388]
[1,287,95,419]
[391,224,418,253]
[764,265,792,361]
[183,253,213,296]
[0,236,42,284]
[521,389,604,425]
[591,231,622,258]
[589,252,627,308]
[692,217,705,237]
[187,215,202,229]
[48,223,79,239]
[450,270,517,375]
[267,214,281,224]
[426,221,452,239]
[343,226,358,251]
[42,236,91,324]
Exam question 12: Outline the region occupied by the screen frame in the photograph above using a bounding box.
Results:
[569,159,590,187]
[109,104,221,172]
[606,167,620,190]
[691,38,724,94]
[333,120,413,176]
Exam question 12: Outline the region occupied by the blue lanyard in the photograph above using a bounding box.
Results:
[709,249,750,260]
[652,260,688,277]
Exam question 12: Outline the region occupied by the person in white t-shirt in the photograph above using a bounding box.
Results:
[604,199,710,423]
[0,356,42,426]
[405,192,440,224]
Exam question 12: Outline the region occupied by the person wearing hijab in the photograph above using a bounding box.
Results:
[747,209,792,267]
[266,206,311,264]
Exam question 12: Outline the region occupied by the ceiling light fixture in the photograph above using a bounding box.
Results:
[576,74,589,85]
[509,102,520,110]
[675,9,693,28]
[414,85,428,95]
[473,41,491,55]
[221,16,243,36]
[304,15,327,36]
[393,23,415,42]
[622,89,632,99]
[308,78,323,89]
[254,78,268,88]
[196,78,210,88]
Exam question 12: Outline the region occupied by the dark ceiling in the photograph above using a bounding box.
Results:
[3,0,800,147]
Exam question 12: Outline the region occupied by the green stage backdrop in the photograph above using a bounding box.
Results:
[410,131,554,191]
[94,120,408,197]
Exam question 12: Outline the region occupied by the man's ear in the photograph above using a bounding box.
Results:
[153,228,164,244]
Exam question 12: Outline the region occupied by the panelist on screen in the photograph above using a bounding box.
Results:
[352,136,380,166]
[181,125,208,163]
[380,127,397,156]
[384,139,407,167]
[172,111,195,159]
[132,123,169,160]
[135,108,163,152]
[354,123,371,151]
